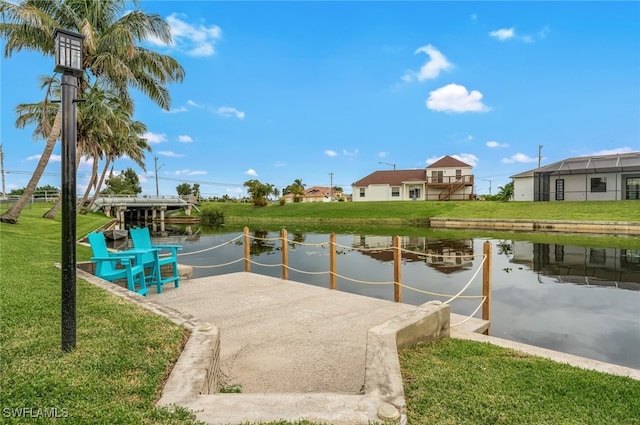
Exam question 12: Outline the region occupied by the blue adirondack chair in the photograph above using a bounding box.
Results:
[87,231,149,296]
[129,227,181,294]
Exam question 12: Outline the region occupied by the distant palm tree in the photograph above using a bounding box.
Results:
[0,0,184,223]
[285,178,306,202]
[496,181,514,202]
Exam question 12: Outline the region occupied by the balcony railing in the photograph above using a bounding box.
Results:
[426,175,474,186]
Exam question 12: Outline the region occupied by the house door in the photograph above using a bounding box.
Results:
[409,188,420,200]
[626,177,640,200]
[555,179,564,201]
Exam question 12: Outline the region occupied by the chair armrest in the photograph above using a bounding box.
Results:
[151,244,182,254]
[118,248,160,262]
[151,244,182,250]
[90,255,136,266]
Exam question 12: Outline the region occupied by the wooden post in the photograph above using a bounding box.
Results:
[244,226,251,273]
[329,233,337,290]
[393,235,402,302]
[281,228,289,280]
[482,241,492,335]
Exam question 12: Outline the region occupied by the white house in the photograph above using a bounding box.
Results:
[511,152,640,201]
[352,155,474,202]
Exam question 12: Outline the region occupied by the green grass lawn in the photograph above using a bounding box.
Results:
[0,205,198,424]
[1,203,639,424]
[196,200,640,224]
[401,338,640,425]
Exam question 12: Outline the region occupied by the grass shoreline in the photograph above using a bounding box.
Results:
[191,200,640,224]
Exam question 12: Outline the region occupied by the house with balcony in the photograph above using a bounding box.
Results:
[511,152,640,201]
[352,155,474,202]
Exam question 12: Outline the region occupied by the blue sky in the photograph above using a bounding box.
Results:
[1,1,639,198]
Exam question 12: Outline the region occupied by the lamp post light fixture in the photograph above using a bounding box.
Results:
[378,161,396,171]
[54,28,83,351]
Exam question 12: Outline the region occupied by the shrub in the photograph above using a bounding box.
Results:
[201,206,224,226]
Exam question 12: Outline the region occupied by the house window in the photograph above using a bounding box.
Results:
[359,188,365,198]
[456,169,462,179]
[555,179,564,201]
[431,170,443,183]
[391,187,400,197]
[590,177,606,193]
[626,177,640,200]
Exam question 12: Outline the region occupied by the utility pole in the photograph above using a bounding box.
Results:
[483,179,492,196]
[538,145,543,168]
[0,144,5,198]
[154,156,164,196]
[329,172,334,201]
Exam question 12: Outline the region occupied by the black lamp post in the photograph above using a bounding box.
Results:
[54,28,83,351]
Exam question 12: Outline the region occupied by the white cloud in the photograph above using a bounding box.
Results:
[178,135,193,143]
[586,147,635,156]
[164,106,187,113]
[274,161,287,167]
[245,168,258,177]
[378,152,389,158]
[426,83,489,113]
[78,155,93,171]
[175,169,207,176]
[27,154,46,161]
[502,153,538,164]
[490,26,550,43]
[489,27,515,41]
[426,153,478,167]
[143,132,168,144]
[486,140,509,148]
[158,151,185,158]
[342,149,359,157]
[402,44,453,82]
[152,13,222,57]
[187,100,201,108]
[452,153,479,167]
[425,156,440,165]
[216,106,245,119]
[539,26,551,39]
[325,150,338,157]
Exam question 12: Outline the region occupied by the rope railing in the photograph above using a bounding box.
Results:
[177,234,243,256]
[176,226,493,334]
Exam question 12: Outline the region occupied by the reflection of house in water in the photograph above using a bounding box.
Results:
[353,236,474,274]
[511,241,640,291]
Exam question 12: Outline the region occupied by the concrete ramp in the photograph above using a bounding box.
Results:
[153,272,419,394]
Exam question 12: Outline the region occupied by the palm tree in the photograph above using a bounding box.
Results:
[52,83,149,217]
[285,178,306,203]
[496,181,514,202]
[81,112,149,214]
[0,0,184,223]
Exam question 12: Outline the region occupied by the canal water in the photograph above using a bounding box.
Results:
[148,228,640,370]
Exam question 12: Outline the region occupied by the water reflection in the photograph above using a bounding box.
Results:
[147,227,640,369]
[511,242,640,291]
[353,236,475,274]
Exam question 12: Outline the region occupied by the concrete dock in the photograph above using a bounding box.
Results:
[76,268,640,425]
